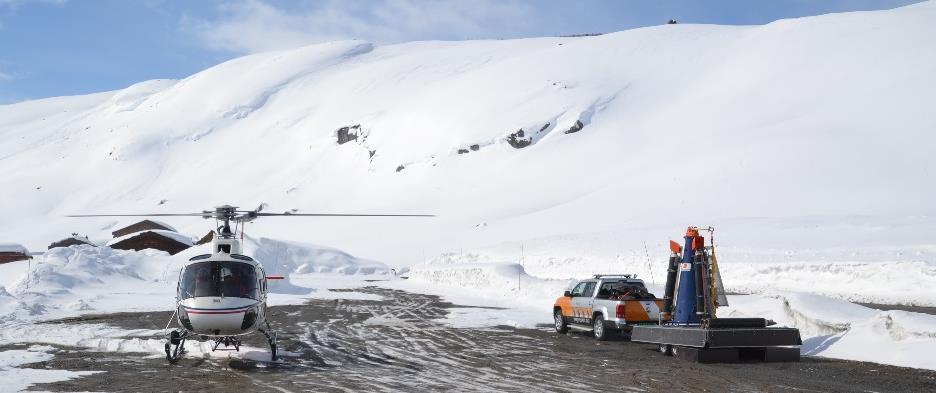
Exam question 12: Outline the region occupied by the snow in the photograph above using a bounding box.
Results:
[106,229,195,247]
[0,240,392,386]
[0,345,101,392]
[139,219,178,233]
[246,236,388,275]
[0,0,932,379]
[0,2,931,270]
[0,240,388,326]
[53,235,93,245]
[723,293,936,370]
[1,245,183,322]
[441,217,936,306]
[0,244,29,254]
[242,235,390,294]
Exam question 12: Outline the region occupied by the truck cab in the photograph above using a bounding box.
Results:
[553,274,666,340]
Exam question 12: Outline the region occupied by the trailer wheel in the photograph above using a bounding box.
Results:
[554,310,569,334]
[659,344,673,356]
[593,315,610,341]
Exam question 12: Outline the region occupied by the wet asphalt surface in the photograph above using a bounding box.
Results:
[9,287,936,392]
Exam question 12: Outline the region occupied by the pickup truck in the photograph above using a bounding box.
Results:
[553,274,666,340]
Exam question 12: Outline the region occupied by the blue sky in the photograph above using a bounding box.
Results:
[0,0,922,104]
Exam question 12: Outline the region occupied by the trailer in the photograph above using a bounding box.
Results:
[630,227,801,363]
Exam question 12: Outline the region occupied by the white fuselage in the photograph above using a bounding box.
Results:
[179,296,261,336]
[175,238,269,337]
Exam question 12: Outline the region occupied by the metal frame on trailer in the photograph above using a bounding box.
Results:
[631,226,803,363]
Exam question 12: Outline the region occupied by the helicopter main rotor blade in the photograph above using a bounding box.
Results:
[66,213,210,217]
[254,213,436,217]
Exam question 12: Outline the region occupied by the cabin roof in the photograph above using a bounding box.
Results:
[107,229,194,247]
[111,219,178,237]
[54,235,93,243]
[0,243,29,254]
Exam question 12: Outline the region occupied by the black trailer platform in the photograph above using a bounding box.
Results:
[631,324,801,363]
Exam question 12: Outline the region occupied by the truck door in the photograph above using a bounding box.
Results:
[570,281,597,324]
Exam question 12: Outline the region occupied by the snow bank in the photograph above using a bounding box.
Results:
[385,258,574,328]
[0,245,181,322]
[452,218,936,307]
[407,262,570,306]
[247,236,389,275]
[388,251,936,371]
[720,260,936,307]
[724,292,936,370]
[0,239,387,323]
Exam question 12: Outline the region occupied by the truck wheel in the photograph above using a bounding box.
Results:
[659,344,673,356]
[554,310,569,334]
[593,315,610,341]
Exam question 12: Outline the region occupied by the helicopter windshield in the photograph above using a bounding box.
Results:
[179,261,259,300]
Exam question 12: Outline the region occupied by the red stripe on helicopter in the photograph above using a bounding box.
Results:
[181,305,251,315]
[185,309,247,315]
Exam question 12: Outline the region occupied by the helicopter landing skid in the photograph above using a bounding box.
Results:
[259,321,278,361]
[165,329,188,364]
[211,336,241,352]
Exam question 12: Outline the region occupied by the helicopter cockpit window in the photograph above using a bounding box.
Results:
[179,261,259,300]
[220,262,258,299]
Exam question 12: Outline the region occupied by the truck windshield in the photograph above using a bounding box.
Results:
[179,261,259,300]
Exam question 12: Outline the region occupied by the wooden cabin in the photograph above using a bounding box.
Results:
[112,220,176,238]
[108,230,193,256]
[195,231,215,246]
[48,234,95,250]
[0,243,31,264]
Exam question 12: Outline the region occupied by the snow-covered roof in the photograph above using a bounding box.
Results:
[114,219,177,233]
[60,235,91,242]
[146,220,177,232]
[107,229,194,247]
[0,243,29,254]
[50,236,95,246]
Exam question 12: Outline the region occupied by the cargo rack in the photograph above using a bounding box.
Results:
[592,274,636,279]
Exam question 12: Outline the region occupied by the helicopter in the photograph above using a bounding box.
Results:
[69,204,433,363]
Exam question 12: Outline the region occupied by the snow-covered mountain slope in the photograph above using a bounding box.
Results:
[0,2,933,286]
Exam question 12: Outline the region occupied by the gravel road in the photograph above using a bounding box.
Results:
[13,287,936,392]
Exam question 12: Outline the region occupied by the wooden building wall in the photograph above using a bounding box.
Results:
[0,252,31,264]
